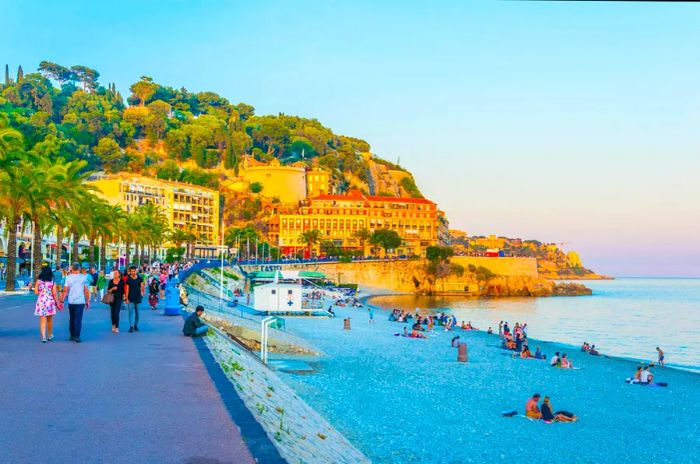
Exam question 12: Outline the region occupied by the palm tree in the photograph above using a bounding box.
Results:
[297,229,323,258]
[352,228,372,257]
[99,204,125,269]
[167,228,190,262]
[122,211,143,267]
[0,118,25,290]
[45,159,94,268]
[135,202,169,264]
[225,226,259,260]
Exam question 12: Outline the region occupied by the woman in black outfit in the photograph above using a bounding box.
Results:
[107,269,125,333]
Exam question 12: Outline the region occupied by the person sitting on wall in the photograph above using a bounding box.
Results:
[183,305,209,337]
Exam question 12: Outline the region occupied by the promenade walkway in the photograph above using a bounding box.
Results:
[0,292,256,464]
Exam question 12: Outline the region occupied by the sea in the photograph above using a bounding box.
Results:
[368,277,700,373]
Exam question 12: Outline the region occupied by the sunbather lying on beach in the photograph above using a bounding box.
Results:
[541,397,577,423]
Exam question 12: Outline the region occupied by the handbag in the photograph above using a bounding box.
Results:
[102,292,115,304]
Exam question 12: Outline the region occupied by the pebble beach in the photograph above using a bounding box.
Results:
[277,299,700,464]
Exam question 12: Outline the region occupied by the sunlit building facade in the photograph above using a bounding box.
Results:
[90,176,221,255]
[267,190,439,257]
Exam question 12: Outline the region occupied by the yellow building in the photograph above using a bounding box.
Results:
[90,176,221,254]
[241,158,307,203]
[306,168,331,197]
[471,234,507,250]
[268,190,439,257]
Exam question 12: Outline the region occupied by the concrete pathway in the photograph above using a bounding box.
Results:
[0,292,256,464]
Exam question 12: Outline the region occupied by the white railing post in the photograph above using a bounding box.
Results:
[260,316,275,364]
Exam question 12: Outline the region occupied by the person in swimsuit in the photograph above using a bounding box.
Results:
[525,394,542,419]
[656,347,665,367]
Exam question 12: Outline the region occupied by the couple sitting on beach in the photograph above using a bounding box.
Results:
[395,326,426,339]
[460,320,477,330]
[526,394,577,423]
[520,345,545,360]
[389,309,413,323]
[550,352,574,369]
[581,342,600,356]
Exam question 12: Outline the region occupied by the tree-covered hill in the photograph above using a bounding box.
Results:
[0,62,421,196]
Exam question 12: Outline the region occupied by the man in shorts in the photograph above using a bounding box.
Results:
[656,347,665,368]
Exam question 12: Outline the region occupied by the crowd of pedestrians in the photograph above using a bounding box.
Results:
[32,260,194,343]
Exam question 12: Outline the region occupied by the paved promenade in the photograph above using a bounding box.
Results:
[0,292,255,464]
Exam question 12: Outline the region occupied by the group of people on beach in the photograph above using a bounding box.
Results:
[580,342,600,356]
[387,309,485,339]
[525,393,577,423]
[32,261,191,343]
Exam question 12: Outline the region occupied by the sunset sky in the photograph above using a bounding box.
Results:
[2,0,698,276]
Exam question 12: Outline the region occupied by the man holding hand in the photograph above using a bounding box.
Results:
[61,262,90,343]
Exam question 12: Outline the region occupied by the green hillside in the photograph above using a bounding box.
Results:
[0,62,420,196]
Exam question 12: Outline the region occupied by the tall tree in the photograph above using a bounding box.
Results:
[4,64,10,86]
[0,119,26,290]
[16,65,23,83]
[370,229,402,257]
[130,76,157,106]
[297,229,323,258]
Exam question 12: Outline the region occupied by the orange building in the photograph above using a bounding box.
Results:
[267,190,439,257]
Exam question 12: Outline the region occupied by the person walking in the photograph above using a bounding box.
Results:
[148,276,160,310]
[107,269,125,333]
[61,262,90,343]
[656,347,665,368]
[34,265,61,343]
[124,265,145,332]
[53,265,64,294]
[89,266,99,302]
[96,270,107,301]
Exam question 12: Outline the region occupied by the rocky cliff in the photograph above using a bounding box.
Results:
[276,260,592,297]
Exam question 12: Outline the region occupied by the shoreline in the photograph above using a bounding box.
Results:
[361,293,700,375]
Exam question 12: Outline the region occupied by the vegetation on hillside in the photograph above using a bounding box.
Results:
[0,62,406,191]
[0,115,170,291]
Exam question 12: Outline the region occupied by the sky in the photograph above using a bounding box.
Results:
[1,0,699,277]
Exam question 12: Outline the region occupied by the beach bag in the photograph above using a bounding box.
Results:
[101,292,115,304]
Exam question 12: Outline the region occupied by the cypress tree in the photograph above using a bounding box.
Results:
[4,64,9,85]
[17,65,23,83]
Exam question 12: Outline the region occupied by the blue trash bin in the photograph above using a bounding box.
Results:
[164,276,181,316]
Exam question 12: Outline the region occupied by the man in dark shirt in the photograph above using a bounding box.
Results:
[183,305,209,337]
[124,266,145,332]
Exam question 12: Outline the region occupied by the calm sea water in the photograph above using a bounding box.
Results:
[368,278,700,372]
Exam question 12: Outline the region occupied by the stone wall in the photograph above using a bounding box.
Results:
[206,331,370,464]
[450,257,538,277]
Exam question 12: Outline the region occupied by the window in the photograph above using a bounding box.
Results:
[288,290,293,295]
[271,290,276,295]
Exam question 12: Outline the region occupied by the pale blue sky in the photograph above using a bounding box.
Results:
[2,0,699,276]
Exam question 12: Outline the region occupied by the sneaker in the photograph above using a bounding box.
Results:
[42,337,47,343]
[48,335,54,341]
[74,337,82,343]
[128,327,134,333]
[134,326,139,332]
[69,336,76,341]
[115,328,119,333]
